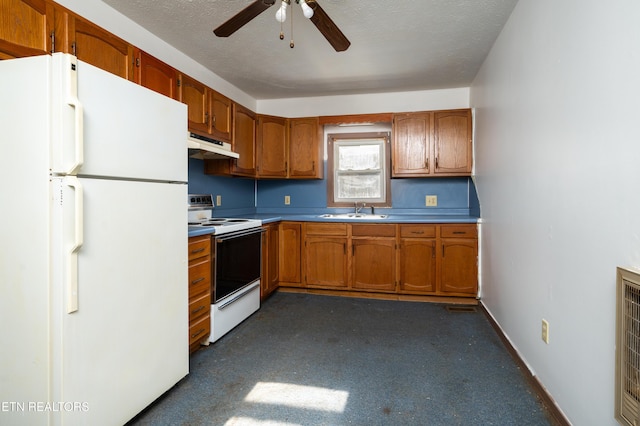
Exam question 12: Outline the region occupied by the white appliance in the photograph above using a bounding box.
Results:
[188,195,262,342]
[0,54,189,425]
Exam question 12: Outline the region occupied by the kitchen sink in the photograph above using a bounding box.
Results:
[319,213,388,220]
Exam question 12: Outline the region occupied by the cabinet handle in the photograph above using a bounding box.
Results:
[212,114,216,125]
[442,244,445,257]
[432,241,436,258]
[191,305,206,315]
[425,158,429,170]
[435,157,439,169]
[190,248,205,254]
[191,328,206,339]
[190,277,205,285]
[312,161,315,171]
[411,231,424,235]
[204,112,209,125]
[50,31,55,53]
[452,231,466,235]
[71,41,77,56]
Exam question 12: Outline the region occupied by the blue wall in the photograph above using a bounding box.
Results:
[189,158,480,217]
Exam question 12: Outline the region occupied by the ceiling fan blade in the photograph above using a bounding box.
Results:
[307,0,351,52]
[214,0,276,37]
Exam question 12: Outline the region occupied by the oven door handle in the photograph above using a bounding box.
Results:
[215,227,265,243]
[218,283,260,310]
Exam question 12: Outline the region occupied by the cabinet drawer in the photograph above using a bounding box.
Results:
[189,315,210,346]
[440,224,477,238]
[352,224,396,237]
[189,293,210,322]
[188,236,210,261]
[400,224,436,238]
[188,259,211,297]
[306,222,348,236]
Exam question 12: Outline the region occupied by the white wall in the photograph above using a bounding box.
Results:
[55,0,469,118]
[471,1,640,424]
[257,87,469,117]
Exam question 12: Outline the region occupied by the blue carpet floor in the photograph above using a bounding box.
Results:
[130,292,555,425]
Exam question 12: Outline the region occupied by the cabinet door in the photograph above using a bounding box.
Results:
[439,239,477,295]
[0,0,53,59]
[65,15,135,81]
[261,223,279,300]
[135,49,178,100]
[289,117,322,178]
[210,90,232,143]
[257,115,287,177]
[351,238,396,292]
[434,109,472,175]
[180,74,209,134]
[399,239,436,293]
[279,222,302,285]
[231,103,257,177]
[392,112,432,177]
[305,237,348,288]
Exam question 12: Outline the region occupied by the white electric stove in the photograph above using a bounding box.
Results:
[188,194,262,343]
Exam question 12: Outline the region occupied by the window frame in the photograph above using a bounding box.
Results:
[327,132,392,208]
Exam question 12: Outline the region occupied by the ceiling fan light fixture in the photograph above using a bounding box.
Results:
[300,0,314,19]
[275,0,289,23]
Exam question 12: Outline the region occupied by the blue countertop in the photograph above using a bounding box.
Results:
[188,213,479,237]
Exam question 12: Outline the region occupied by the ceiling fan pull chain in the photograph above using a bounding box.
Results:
[290,4,295,48]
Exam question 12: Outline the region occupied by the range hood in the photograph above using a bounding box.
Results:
[187,132,239,160]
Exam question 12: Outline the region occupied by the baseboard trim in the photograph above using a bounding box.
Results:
[277,287,478,305]
[479,302,571,426]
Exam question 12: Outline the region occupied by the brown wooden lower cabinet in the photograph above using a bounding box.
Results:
[278,222,302,286]
[188,235,211,353]
[261,223,279,300]
[277,221,478,299]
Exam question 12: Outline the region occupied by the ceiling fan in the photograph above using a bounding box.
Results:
[213,0,351,52]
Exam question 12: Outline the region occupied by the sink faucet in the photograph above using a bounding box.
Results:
[354,201,362,214]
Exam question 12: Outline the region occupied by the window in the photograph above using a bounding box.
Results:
[327,132,391,207]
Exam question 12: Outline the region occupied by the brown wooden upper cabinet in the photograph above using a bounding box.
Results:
[54,10,135,81]
[256,115,288,178]
[134,49,178,100]
[0,0,54,59]
[231,103,257,177]
[255,116,323,179]
[180,74,232,143]
[289,117,323,179]
[392,109,472,177]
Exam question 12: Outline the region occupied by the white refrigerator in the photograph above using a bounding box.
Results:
[0,54,189,425]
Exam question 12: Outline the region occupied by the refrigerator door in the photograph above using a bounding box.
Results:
[0,55,52,421]
[50,177,188,425]
[50,53,188,182]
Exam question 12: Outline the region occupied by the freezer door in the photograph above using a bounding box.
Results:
[50,53,188,182]
[50,177,188,425]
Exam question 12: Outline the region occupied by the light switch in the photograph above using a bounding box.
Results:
[216,195,222,206]
[284,195,291,205]
[426,195,437,207]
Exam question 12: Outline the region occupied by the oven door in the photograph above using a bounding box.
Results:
[213,227,263,303]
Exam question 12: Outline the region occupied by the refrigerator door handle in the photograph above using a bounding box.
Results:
[65,54,84,175]
[64,176,83,313]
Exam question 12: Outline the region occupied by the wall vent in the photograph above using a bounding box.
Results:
[616,267,640,426]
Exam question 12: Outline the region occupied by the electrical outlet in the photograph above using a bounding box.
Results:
[284,195,291,205]
[425,195,438,207]
[216,195,222,206]
[541,319,549,344]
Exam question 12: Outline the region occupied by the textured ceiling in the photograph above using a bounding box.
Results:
[101,0,519,99]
